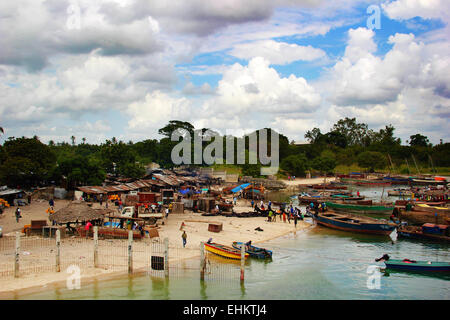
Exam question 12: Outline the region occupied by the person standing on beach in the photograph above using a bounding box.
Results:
[182,231,187,247]
[85,221,92,238]
[251,199,254,209]
[15,208,21,223]
[294,213,298,228]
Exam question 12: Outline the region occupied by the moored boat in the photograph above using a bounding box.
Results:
[232,241,273,259]
[340,177,391,187]
[384,259,450,272]
[204,242,249,260]
[324,200,394,215]
[398,223,450,243]
[399,207,450,225]
[311,210,397,235]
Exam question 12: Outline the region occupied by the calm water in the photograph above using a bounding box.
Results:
[16,223,450,300]
[14,185,450,300]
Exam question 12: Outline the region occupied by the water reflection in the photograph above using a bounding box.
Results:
[200,280,207,300]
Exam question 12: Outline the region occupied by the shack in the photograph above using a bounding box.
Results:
[49,201,105,235]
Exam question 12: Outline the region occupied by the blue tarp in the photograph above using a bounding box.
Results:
[179,188,190,195]
[231,183,251,193]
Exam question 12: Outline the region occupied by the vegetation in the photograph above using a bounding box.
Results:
[0,117,449,189]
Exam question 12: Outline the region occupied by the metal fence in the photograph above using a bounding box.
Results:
[0,230,245,283]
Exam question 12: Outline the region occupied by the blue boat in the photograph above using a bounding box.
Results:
[312,210,396,235]
[232,241,272,259]
[384,259,450,272]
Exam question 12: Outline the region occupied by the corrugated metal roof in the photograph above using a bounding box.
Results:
[77,186,106,194]
[0,189,24,196]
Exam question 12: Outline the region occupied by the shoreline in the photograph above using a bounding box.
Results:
[0,197,313,298]
[0,223,314,299]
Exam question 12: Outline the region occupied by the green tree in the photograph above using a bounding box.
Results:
[280,154,309,176]
[332,117,373,146]
[158,120,194,138]
[311,150,337,174]
[0,137,56,187]
[357,151,387,172]
[409,134,430,147]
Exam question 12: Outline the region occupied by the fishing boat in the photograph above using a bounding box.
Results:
[383,176,411,185]
[308,184,347,190]
[232,241,273,259]
[398,223,450,243]
[387,189,413,197]
[204,242,249,260]
[410,178,447,186]
[324,200,394,215]
[399,207,450,225]
[298,194,364,204]
[384,259,450,272]
[340,177,391,187]
[312,210,397,235]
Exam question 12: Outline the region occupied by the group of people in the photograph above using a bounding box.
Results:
[266,204,304,227]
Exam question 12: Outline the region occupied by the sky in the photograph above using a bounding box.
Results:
[0,0,449,145]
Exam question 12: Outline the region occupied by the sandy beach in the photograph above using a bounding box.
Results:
[0,195,312,297]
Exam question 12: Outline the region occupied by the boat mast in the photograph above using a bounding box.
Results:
[411,154,421,176]
[405,158,411,174]
[428,154,436,174]
[387,154,395,175]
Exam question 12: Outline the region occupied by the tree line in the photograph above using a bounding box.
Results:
[0,118,448,189]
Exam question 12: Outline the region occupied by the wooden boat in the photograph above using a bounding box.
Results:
[398,224,450,243]
[384,259,450,272]
[324,200,394,215]
[398,207,450,225]
[383,176,411,185]
[388,189,413,197]
[410,178,447,186]
[413,203,450,213]
[340,177,391,187]
[308,184,347,190]
[204,242,249,260]
[312,210,397,235]
[232,242,272,259]
[298,194,364,204]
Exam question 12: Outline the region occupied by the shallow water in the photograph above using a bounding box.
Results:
[16,222,449,300]
[14,185,450,300]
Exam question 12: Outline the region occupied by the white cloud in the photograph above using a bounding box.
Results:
[206,57,321,116]
[229,40,326,64]
[382,0,450,21]
[126,90,192,133]
[326,28,450,106]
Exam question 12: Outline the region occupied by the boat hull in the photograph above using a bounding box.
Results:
[232,242,272,259]
[385,259,450,272]
[312,212,396,235]
[204,242,248,260]
[325,202,394,215]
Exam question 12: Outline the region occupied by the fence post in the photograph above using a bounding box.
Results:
[14,232,20,278]
[240,244,245,283]
[164,237,169,278]
[128,230,133,274]
[94,226,98,268]
[56,229,61,272]
[200,241,205,281]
